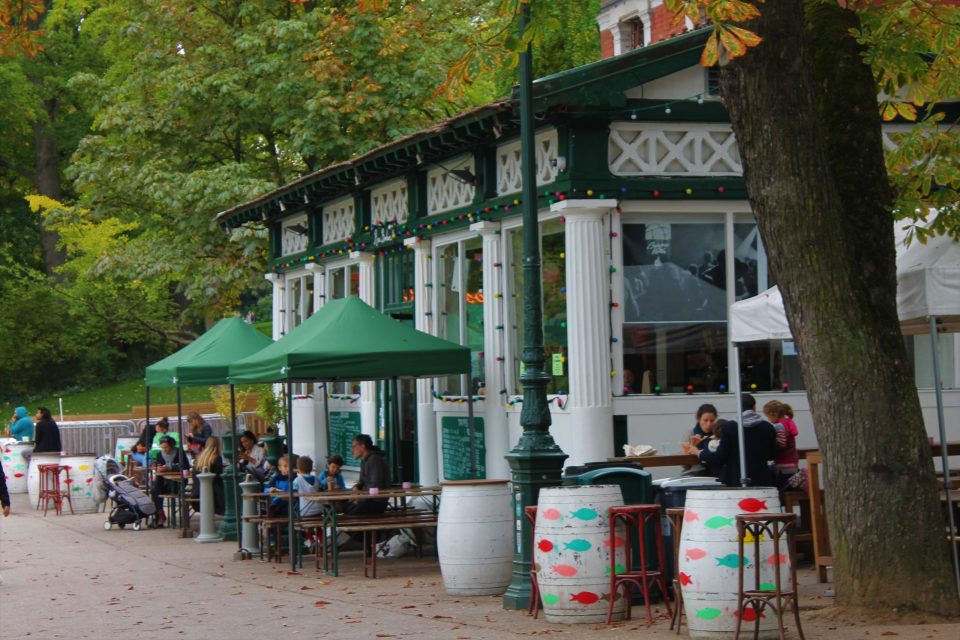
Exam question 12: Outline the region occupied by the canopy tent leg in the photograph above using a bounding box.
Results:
[287,382,297,573]
[392,377,403,483]
[467,374,476,480]
[731,345,749,487]
[145,386,152,495]
[930,316,960,598]
[323,382,330,463]
[231,385,241,553]
[177,387,188,538]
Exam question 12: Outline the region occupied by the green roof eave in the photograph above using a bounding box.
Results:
[518,28,711,110]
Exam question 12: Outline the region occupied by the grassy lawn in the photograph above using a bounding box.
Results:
[1,379,218,420]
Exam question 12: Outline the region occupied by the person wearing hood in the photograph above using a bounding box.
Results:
[346,434,390,516]
[32,407,62,453]
[8,407,34,442]
[696,393,777,487]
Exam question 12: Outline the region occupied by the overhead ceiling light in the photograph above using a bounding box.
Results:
[435,161,478,186]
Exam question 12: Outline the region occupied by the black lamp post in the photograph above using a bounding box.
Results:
[502,3,568,611]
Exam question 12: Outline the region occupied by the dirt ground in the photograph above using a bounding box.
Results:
[0,493,958,639]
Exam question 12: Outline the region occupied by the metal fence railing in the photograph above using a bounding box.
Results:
[59,420,138,457]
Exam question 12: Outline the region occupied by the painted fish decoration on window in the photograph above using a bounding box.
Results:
[679,571,693,586]
[538,539,554,553]
[540,508,562,520]
[602,535,624,549]
[684,509,700,523]
[736,606,766,622]
[542,593,560,606]
[604,563,627,576]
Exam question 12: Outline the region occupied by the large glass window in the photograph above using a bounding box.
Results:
[436,237,484,394]
[508,218,568,394]
[620,218,800,393]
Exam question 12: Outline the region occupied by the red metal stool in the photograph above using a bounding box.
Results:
[57,463,76,515]
[666,507,686,633]
[734,513,805,640]
[38,464,66,516]
[524,506,541,618]
[607,504,673,625]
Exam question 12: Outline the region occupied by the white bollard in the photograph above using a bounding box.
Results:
[194,472,223,543]
[240,475,260,554]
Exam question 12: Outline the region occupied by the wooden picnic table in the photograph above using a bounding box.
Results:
[243,486,442,576]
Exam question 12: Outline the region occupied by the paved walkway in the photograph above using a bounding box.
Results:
[0,493,956,639]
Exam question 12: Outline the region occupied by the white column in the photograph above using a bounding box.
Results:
[552,199,617,465]
[353,251,378,441]
[405,237,439,485]
[304,263,328,461]
[266,273,284,340]
[471,221,510,479]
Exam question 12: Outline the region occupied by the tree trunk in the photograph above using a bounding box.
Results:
[719,0,958,613]
[34,95,66,274]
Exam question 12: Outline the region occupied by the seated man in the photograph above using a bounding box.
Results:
[346,434,390,517]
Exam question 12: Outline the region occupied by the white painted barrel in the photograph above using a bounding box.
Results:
[678,488,785,639]
[1,439,34,493]
[534,485,627,624]
[114,436,139,462]
[438,479,514,595]
[27,453,64,509]
[59,454,99,513]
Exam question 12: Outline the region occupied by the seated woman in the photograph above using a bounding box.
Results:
[190,436,225,515]
[681,403,720,476]
[149,418,177,462]
[237,430,267,481]
[150,436,190,528]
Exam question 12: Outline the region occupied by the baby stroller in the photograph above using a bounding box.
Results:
[96,456,156,531]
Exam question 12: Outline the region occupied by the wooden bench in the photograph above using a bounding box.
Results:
[242,515,292,562]
[329,512,438,578]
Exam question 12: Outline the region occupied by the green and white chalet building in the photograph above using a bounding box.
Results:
[216,19,955,483]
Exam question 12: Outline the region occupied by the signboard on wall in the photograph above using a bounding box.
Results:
[441,416,486,481]
[328,410,362,467]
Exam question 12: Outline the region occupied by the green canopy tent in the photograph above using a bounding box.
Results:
[228,296,471,571]
[144,317,273,542]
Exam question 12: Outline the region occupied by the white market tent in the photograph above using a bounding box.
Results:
[728,229,960,596]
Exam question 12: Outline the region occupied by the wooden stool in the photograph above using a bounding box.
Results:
[38,464,74,516]
[607,504,672,625]
[666,507,685,633]
[524,506,541,618]
[734,513,805,640]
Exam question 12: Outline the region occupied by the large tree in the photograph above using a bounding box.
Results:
[664,0,959,614]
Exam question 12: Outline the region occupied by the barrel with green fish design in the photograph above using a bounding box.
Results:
[1,438,33,493]
[678,487,784,639]
[533,485,627,623]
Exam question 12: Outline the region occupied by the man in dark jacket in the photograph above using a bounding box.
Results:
[346,434,390,516]
[698,393,778,487]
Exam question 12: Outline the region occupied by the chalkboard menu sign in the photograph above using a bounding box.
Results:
[328,411,362,467]
[441,416,485,480]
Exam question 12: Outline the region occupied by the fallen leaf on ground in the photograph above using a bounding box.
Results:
[299,585,312,590]
[315,600,330,607]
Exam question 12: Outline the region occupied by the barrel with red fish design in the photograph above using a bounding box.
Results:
[534,485,626,623]
[0,439,33,493]
[678,487,784,639]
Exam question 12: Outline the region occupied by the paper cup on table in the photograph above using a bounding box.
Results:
[368,487,379,496]
[402,481,412,490]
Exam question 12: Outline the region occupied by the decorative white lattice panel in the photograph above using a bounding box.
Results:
[608,123,742,176]
[496,128,560,195]
[427,157,476,215]
[280,214,308,256]
[371,179,409,226]
[323,197,355,245]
